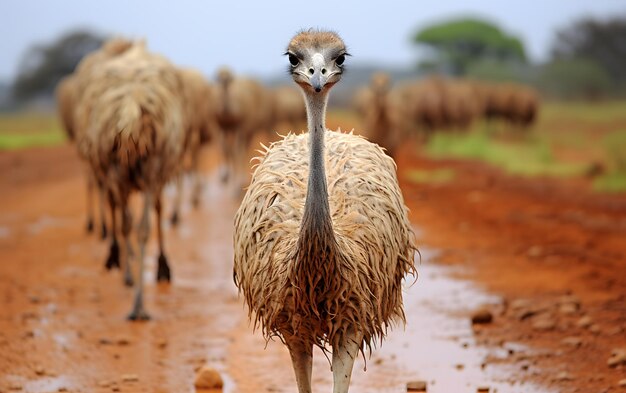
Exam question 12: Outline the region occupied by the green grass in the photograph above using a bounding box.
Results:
[540,101,626,123]
[592,129,626,192]
[426,129,588,178]
[593,173,626,193]
[0,113,67,150]
[0,131,66,150]
[405,168,456,185]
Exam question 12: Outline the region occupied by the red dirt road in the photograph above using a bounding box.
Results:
[0,140,625,392]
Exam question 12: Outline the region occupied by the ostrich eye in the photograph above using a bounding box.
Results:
[336,54,345,66]
[288,53,299,67]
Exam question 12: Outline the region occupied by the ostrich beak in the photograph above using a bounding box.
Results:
[309,53,327,93]
[310,71,325,93]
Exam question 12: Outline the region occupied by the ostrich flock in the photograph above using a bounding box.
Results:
[354,72,539,158]
[53,30,539,392]
[55,37,308,319]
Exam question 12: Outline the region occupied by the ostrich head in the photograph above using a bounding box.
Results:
[286,30,348,95]
[217,67,234,88]
[371,72,390,95]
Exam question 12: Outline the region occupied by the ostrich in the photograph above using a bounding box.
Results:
[233,30,416,393]
[170,68,218,225]
[73,38,137,277]
[214,67,272,189]
[360,72,405,158]
[272,85,306,136]
[81,42,185,319]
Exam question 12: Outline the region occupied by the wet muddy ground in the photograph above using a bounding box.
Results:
[0,139,625,392]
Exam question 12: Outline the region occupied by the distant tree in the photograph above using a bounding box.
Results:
[413,17,527,76]
[551,15,626,92]
[538,58,611,99]
[12,30,106,101]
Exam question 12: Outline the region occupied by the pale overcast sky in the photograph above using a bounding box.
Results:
[1,0,624,81]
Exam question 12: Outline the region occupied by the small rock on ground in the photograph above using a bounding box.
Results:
[194,366,224,390]
[576,316,593,329]
[98,380,111,388]
[554,371,573,381]
[618,379,626,387]
[406,380,427,391]
[608,349,626,368]
[121,374,139,382]
[561,337,583,347]
[477,386,490,392]
[532,318,556,331]
[156,338,168,349]
[558,303,578,315]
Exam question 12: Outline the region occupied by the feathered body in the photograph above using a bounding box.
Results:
[79,44,184,186]
[75,41,186,317]
[234,129,415,350]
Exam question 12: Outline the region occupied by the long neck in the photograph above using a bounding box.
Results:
[220,81,231,117]
[298,91,334,249]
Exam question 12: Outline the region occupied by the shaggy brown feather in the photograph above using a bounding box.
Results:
[233,129,416,352]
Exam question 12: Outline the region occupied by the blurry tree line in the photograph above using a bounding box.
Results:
[8,14,626,104]
[11,30,106,103]
[414,15,626,99]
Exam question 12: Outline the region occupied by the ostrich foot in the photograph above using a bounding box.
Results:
[127,292,150,321]
[192,195,201,209]
[123,271,134,287]
[170,211,180,226]
[105,239,120,270]
[86,218,94,233]
[100,222,108,240]
[156,253,171,283]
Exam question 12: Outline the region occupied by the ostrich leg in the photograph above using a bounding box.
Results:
[104,191,120,270]
[97,186,108,239]
[332,330,363,393]
[190,144,204,208]
[85,170,95,233]
[155,193,171,282]
[285,334,313,393]
[128,192,152,321]
[120,197,134,287]
[170,176,182,226]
